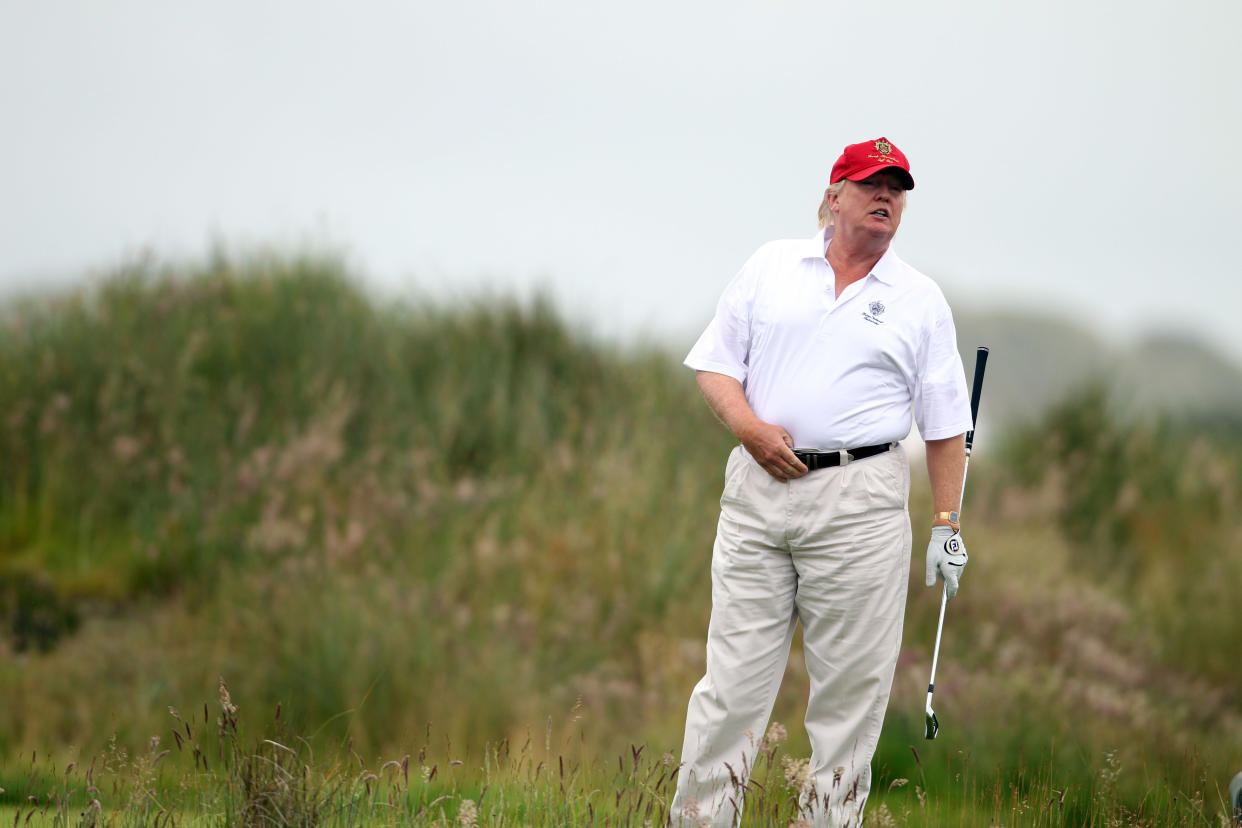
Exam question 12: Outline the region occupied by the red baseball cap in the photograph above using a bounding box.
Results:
[830,137,914,190]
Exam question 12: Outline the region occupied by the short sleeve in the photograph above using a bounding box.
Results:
[683,250,763,383]
[912,303,974,440]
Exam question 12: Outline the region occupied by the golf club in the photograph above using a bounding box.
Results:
[925,345,989,740]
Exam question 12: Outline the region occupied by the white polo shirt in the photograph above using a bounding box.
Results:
[685,227,973,450]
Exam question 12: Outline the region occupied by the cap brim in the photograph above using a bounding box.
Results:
[844,164,915,190]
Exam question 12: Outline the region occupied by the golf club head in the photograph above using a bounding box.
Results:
[924,707,938,740]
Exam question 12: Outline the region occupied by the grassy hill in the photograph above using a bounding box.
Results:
[1,256,1240,823]
[954,310,1242,432]
[0,255,734,757]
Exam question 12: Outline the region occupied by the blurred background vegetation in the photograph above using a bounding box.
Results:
[1,256,1239,817]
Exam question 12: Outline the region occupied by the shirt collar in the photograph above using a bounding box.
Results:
[803,226,905,285]
[801,227,832,261]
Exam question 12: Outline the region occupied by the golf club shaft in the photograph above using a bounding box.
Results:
[925,449,972,698]
[926,346,989,734]
[924,446,968,705]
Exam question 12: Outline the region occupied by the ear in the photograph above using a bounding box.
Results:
[825,188,840,212]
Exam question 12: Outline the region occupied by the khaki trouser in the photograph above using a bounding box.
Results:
[671,443,912,828]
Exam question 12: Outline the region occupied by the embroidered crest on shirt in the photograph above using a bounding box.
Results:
[863,300,886,326]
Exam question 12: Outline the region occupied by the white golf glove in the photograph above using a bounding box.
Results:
[925,525,968,599]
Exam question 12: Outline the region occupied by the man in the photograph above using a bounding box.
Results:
[670,138,974,828]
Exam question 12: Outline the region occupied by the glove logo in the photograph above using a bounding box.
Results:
[947,538,961,553]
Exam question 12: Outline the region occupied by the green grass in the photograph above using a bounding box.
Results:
[0,702,1235,826]
[1,252,1240,825]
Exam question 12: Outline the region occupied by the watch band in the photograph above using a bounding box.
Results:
[932,511,960,531]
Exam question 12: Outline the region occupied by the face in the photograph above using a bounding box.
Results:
[827,170,907,241]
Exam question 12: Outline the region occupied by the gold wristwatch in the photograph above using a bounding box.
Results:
[932,511,960,532]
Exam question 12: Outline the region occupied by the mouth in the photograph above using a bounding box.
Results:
[869,208,890,218]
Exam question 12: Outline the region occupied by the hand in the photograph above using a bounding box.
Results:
[925,526,968,599]
[738,421,808,481]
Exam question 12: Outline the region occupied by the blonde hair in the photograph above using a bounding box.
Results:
[816,180,848,229]
[816,179,908,229]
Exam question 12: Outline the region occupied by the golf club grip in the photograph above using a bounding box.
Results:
[965,346,989,451]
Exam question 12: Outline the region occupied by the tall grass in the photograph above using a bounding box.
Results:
[1,693,1235,826]
[0,254,730,758]
[1,254,1240,824]
[4,695,1237,828]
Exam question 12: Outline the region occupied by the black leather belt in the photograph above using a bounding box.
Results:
[793,443,893,470]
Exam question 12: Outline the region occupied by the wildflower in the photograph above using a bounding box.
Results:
[683,798,700,821]
[457,798,478,827]
[218,678,238,717]
[871,803,897,828]
[761,722,788,751]
[782,756,810,790]
[1099,750,1122,787]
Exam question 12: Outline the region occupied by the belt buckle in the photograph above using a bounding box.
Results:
[837,449,853,466]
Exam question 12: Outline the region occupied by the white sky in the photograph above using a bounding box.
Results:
[4,0,1241,361]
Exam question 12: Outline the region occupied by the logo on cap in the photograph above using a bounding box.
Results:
[830,136,914,189]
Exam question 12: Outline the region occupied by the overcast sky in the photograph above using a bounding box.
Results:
[4,0,1241,362]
